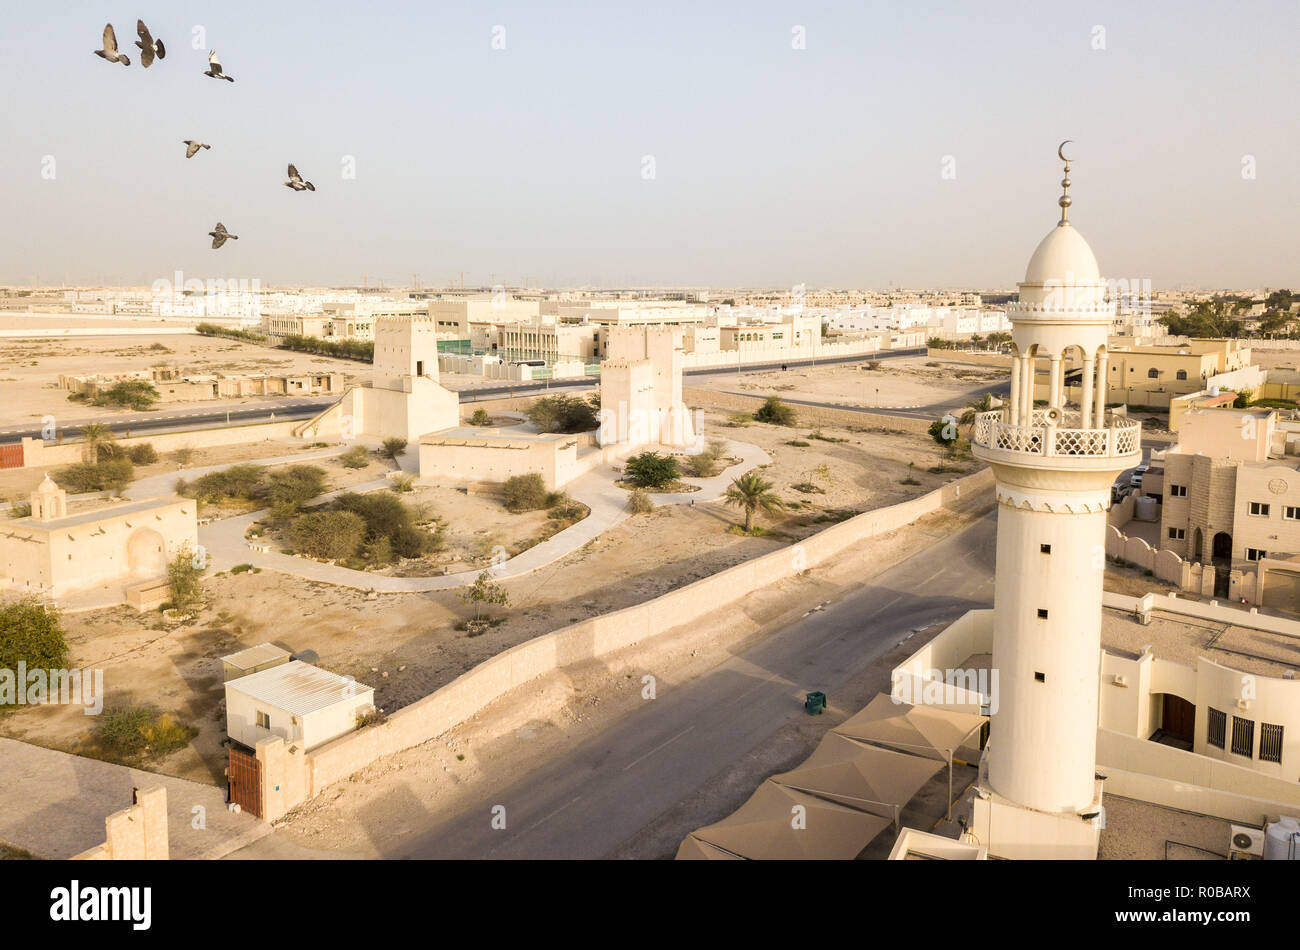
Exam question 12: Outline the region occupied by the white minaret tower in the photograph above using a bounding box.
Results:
[969,145,1142,859]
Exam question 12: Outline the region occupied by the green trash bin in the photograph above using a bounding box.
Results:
[805,691,827,715]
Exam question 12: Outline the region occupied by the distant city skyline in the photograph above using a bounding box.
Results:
[3,1,1296,289]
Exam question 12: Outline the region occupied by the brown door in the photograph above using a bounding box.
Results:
[1161,694,1196,744]
[228,747,262,818]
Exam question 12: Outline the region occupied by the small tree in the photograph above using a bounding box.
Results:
[469,408,492,426]
[460,570,509,626]
[167,544,205,614]
[754,396,796,426]
[263,465,327,509]
[126,443,159,465]
[624,452,680,489]
[0,601,68,698]
[79,423,118,463]
[96,380,159,411]
[929,416,960,457]
[380,437,408,459]
[723,471,787,532]
[502,473,550,512]
[290,510,367,560]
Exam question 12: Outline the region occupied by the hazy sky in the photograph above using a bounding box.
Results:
[2,0,1296,290]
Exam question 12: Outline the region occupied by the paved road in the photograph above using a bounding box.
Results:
[388,510,996,859]
[0,348,929,440]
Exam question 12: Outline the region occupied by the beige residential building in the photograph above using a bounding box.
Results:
[1158,407,1300,609]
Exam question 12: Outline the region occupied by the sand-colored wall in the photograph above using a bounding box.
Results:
[682,387,935,437]
[21,420,301,469]
[71,786,168,860]
[254,465,996,820]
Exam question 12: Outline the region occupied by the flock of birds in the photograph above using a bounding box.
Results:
[93,20,313,249]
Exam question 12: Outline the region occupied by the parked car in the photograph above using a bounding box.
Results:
[1129,464,1150,488]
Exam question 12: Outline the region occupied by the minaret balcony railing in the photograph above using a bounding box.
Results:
[971,409,1140,459]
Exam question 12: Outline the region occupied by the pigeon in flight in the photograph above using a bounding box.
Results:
[183,140,211,159]
[204,50,235,82]
[93,24,131,66]
[134,20,165,67]
[283,164,316,191]
[208,222,238,249]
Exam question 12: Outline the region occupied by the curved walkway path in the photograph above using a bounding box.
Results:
[194,438,769,592]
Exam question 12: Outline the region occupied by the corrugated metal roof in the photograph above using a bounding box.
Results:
[225,661,373,716]
[221,642,291,670]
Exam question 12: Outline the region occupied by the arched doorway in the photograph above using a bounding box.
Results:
[1152,693,1195,749]
[1192,527,1203,561]
[1212,531,1232,598]
[126,528,167,577]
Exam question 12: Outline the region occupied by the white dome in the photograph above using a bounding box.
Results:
[1023,222,1101,285]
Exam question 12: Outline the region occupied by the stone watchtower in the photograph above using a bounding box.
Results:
[968,146,1142,858]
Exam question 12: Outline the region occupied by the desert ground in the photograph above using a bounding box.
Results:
[0,331,371,423]
[0,401,978,786]
[691,356,1008,408]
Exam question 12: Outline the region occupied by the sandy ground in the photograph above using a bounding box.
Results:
[0,333,370,422]
[228,501,994,859]
[0,413,967,786]
[691,357,1007,408]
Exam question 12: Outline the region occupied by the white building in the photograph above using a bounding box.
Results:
[967,151,1142,859]
[224,660,375,752]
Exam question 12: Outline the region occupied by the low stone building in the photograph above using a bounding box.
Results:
[0,475,197,602]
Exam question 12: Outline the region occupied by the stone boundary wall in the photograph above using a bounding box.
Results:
[681,338,882,370]
[254,465,996,819]
[71,786,169,860]
[924,348,1013,368]
[20,420,301,469]
[681,387,935,438]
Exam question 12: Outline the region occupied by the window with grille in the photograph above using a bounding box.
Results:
[1169,527,1185,540]
[1260,723,1284,764]
[1250,502,1270,516]
[256,711,270,730]
[1207,707,1226,749]
[1246,548,1266,561]
[1231,716,1255,757]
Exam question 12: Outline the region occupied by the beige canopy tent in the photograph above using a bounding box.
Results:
[685,781,892,860]
[674,834,744,860]
[832,693,986,759]
[831,693,988,821]
[770,733,943,820]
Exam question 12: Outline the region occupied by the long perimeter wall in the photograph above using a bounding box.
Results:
[256,465,997,820]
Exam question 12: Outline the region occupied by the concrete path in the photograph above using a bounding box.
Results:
[0,737,270,859]
[198,438,770,591]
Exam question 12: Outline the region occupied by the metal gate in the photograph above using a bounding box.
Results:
[228,747,262,818]
[0,444,22,469]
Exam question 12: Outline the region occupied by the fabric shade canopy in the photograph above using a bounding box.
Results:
[674,834,744,860]
[832,693,986,759]
[770,733,944,817]
[687,781,892,860]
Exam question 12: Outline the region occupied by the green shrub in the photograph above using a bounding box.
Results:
[628,489,654,514]
[184,463,265,502]
[332,491,435,558]
[525,394,599,433]
[624,452,680,489]
[469,408,492,426]
[339,445,370,469]
[92,706,198,763]
[392,473,414,493]
[230,563,254,574]
[262,465,327,508]
[0,600,68,697]
[93,380,159,410]
[290,510,367,560]
[56,458,134,494]
[126,443,159,465]
[754,396,796,426]
[380,437,408,459]
[681,453,719,478]
[167,544,205,613]
[502,473,550,512]
[725,413,752,427]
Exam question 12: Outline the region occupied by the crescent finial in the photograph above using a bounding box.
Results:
[1058,140,1073,163]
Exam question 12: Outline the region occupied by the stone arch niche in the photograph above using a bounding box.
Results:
[126,527,167,578]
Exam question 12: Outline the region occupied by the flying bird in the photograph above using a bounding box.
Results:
[134,20,165,67]
[283,164,315,191]
[204,50,235,82]
[208,223,238,249]
[183,140,211,159]
[93,24,131,66]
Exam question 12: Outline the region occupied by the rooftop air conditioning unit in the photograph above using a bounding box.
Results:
[1229,824,1265,859]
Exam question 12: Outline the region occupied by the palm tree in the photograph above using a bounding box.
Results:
[959,391,998,424]
[723,472,787,533]
[79,423,118,463]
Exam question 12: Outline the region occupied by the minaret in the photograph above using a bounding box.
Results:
[969,145,1141,859]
